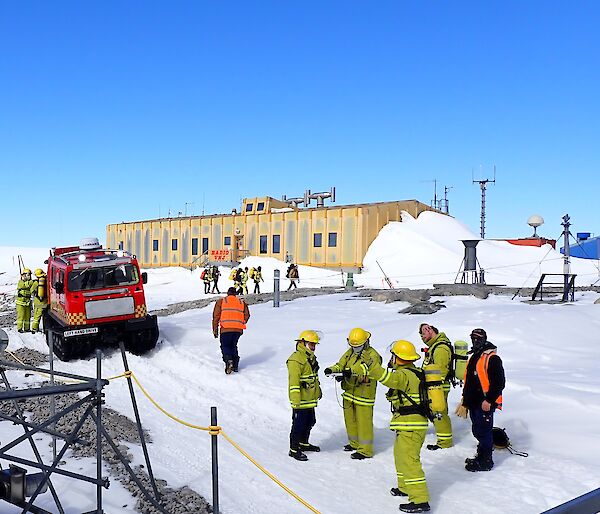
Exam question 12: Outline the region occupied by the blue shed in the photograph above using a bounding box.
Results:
[561,235,600,259]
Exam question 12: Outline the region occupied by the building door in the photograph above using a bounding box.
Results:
[234,235,244,261]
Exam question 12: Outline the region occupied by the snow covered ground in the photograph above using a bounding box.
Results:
[1,212,600,513]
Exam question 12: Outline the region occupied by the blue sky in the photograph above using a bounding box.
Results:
[1,1,598,248]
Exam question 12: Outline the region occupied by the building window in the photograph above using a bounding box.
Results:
[191,238,198,256]
[202,237,209,254]
[257,202,265,211]
[313,233,322,247]
[118,241,124,250]
[153,239,159,251]
[328,232,338,247]
[259,235,268,254]
[224,236,231,246]
[171,239,178,251]
[245,203,253,212]
[272,234,281,254]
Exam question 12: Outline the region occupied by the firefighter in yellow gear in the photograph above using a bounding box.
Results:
[367,340,431,513]
[31,269,48,333]
[16,269,34,332]
[324,327,382,459]
[419,324,453,450]
[286,330,322,461]
[240,267,249,294]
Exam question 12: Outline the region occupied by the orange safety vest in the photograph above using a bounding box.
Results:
[465,349,503,410]
[219,296,247,331]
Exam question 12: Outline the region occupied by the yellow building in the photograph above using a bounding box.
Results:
[106,196,436,271]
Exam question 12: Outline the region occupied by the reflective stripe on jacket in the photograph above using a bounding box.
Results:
[475,349,503,410]
[15,279,34,307]
[328,346,382,407]
[423,332,452,391]
[464,348,504,410]
[370,362,428,431]
[287,345,321,409]
[219,296,247,330]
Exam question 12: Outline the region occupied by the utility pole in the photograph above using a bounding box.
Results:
[472,165,496,238]
[441,186,452,214]
[562,214,571,292]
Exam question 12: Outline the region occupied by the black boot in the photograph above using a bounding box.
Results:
[299,442,320,452]
[390,487,408,497]
[465,454,494,472]
[225,360,234,374]
[465,453,479,465]
[350,451,369,460]
[426,444,442,451]
[343,444,354,452]
[233,356,240,372]
[399,502,431,513]
[289,449,308,461]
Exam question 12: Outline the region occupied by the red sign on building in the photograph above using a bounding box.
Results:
[209,249,232,261]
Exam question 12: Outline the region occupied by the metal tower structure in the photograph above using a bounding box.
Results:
[473,166,496,239]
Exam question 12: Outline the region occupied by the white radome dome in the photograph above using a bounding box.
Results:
[527,215,544,228]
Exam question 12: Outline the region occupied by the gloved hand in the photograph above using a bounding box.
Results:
[213,330,219,339]
[455,403,468,418]
[342,369,352,379]
[324,367,333,376]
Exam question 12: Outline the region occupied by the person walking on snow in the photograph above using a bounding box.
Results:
[15,269,34,333]
[240,267,249,294]
[212,287,250,374]
[252,266,264,294]
[211,266,221,293]
[31,269,48,333]
[366,340,431,513]
[202,266,213,294]
[286,264,299,290]
[419,324,453,450]
[458,328,505,472]
[324,327,382,459]
[287,330,322,461]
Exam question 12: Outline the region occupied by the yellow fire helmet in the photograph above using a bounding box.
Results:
[390,340,420,361]
[347,327,371,347]
[22,268,31,275]
[295,330,322,345]
[34,268,45,278]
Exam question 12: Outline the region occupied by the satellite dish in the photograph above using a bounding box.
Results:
[80,237,101,250]
[527,215,544,237]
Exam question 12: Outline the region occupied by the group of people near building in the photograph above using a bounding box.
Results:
[286,324,505,514]
[206,264,302,295]
[15,268,48,333]
[201,265,222,294]
[229,266,265,294]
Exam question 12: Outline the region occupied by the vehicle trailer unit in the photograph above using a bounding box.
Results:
[43,237,159,361]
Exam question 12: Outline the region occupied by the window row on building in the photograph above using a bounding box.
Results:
[119,232,338,256]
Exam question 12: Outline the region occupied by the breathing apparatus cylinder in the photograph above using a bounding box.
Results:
[423,363,445,417]
[454,340,469,382]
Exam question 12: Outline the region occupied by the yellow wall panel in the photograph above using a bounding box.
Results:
[106,199,435,270]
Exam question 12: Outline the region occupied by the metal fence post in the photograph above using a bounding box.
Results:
[273,269,280,308]
[345,272,354,288]
[211,406,219,514]
[96,349,103,513]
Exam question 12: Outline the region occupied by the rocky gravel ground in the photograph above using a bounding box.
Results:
[0,349,211,514]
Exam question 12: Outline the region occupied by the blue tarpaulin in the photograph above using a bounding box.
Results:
[561,236,600,259]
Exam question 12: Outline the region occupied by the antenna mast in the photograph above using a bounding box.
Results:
[472,165,496,238]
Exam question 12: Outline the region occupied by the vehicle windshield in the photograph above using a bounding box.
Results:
[67,264,139,291]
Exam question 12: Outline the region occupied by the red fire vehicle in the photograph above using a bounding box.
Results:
[43,237,159,361]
